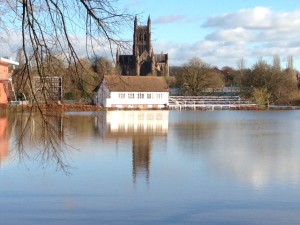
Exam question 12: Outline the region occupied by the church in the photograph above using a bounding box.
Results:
[116,16,169,76]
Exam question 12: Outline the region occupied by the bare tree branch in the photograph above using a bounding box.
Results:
[0,0,133,172]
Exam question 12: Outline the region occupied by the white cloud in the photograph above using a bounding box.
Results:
[158,7,300,69]
[203,7,273,29]
[203,7,300,43]
[4,6,300,70]
[206,27,253,44]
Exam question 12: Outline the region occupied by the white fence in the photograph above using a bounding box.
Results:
[169,96,256,110]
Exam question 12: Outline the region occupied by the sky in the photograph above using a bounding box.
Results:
[2,0,300,70]
[116,0,300,69]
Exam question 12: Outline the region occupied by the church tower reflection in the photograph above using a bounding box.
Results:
[103,111,169,183]
[132,134,152,183]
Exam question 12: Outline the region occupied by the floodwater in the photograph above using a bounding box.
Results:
[1,110,300,225]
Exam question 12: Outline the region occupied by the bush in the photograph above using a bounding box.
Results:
[253,88,271,109]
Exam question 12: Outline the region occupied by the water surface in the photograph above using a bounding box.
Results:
[1,110,300,225]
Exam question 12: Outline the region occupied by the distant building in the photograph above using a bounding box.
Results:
[0,57,19,104]
[32,76,63,103]
[116,16,169,76]
[94,75,169,108]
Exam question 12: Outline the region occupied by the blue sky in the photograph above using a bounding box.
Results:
[117,0,300,69]
[2,0,300,70]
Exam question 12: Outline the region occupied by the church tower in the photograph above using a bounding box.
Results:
[133,16,152,58]
[133,16,153,76]
[117,15,169,76]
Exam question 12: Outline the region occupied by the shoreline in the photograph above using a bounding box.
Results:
[1,103,300,114]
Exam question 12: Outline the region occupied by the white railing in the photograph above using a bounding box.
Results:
[169,96,256,110]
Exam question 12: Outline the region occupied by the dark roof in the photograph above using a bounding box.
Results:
[103,75,169,92]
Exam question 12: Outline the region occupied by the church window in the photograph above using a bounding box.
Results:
[147,93,152,99]
[144,33,147,41]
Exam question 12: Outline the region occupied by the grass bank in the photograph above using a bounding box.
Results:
[0,103,103,114]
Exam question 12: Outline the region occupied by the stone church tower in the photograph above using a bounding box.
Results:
[116,16,169,76]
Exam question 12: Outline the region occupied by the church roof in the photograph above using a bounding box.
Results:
[103,75,169,92]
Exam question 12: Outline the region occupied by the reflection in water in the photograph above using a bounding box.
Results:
[0,117,8,164]
[2,111,300,224]
[171,111,300,189]
[13,113,64,146]
[132,135,152,182]
[11,112,68,172]
[209,119,300,189]
[104,111,169,182]
[3,110,170,177]
[3,110,300,190]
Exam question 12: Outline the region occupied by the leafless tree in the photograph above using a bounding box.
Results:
[1,0,132,100]
[273,55,281,71]
[91,56,118,80]
[0,0,133,172]
[246,58,297,106]
[181,57,224,95]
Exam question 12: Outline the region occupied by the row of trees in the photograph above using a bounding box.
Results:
[13,56,117,103]
[3,1,298,107]
[13,55,300,106]
[169,57,300,106]
[2,0,132,104]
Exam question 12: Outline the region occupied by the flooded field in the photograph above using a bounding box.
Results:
[1,110,300,225]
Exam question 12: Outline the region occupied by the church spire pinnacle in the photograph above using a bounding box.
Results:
[134,16,138,29]
[147,15,151,31]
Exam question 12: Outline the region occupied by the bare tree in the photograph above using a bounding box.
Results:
[236,57,246,87]
[181,57,224,96]
[287,55,294,70]
[273,55,281,71]
[246,58,297,106]
[286,55,299,83]
[65,58,99,102]
[1,0,132,103]
[91,56,118,80]
[0,0,133,172]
